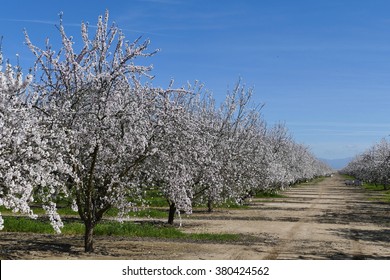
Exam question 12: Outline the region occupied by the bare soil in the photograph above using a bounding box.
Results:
[1,174,390,260]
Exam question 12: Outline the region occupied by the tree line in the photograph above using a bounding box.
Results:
[341,138,390,190]
[0,11,332,252]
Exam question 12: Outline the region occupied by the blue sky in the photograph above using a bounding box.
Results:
[2,0,390,159]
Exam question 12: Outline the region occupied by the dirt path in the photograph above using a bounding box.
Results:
[176,173,390,259]
[1,174,390,259]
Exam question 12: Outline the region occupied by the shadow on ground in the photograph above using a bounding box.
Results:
[332,228,390,243]
[0,234,76,259]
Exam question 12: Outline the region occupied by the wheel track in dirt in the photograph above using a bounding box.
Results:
[262,174,366,259]
[183,173,390,259]
[264,182,325,259]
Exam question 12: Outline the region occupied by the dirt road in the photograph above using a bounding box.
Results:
[180,173,390,259]
[1,174,390,259]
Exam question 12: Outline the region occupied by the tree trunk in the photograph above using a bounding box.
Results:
[84,220,95,253]
[167,202,176,225]
[84,144,99,253]
[207,200,213,212]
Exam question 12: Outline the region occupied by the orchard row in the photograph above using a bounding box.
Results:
[0,11,332,252]
[341,139,390,190]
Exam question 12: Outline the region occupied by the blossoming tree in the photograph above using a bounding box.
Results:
[342,139,390,189]
[24,11,187,252]
[0,47,72,232]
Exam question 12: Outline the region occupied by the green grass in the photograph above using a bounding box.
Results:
[362,183,390,203]
[0,205,78,216]
[298,176,326,186]
[382,192,390,203]
[208,199,249,209]
[254,191,286,199]
[0,204,168,219]
[1,216,241,242]
[340,175,390,203]
[2,217,55,234]
[341,174,354,180]
[142,189,169,207]
[361,182,388,191]
[127,208,168,219]
[0,187,249,221]
[94,221,185,238]
[219,202,249,209]
[146,196,168,208]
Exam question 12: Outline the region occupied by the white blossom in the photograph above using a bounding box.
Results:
[342,139,390,188]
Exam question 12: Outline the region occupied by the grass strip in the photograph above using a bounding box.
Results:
[340,175,390,203]
[1,216,240,243]
[255,191,286,199]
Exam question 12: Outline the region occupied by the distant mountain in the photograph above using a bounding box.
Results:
[319,157,353,170]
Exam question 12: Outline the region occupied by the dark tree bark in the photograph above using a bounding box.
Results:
[167,202,176,225]
[84,220,95,253]
[207,200,213,212]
